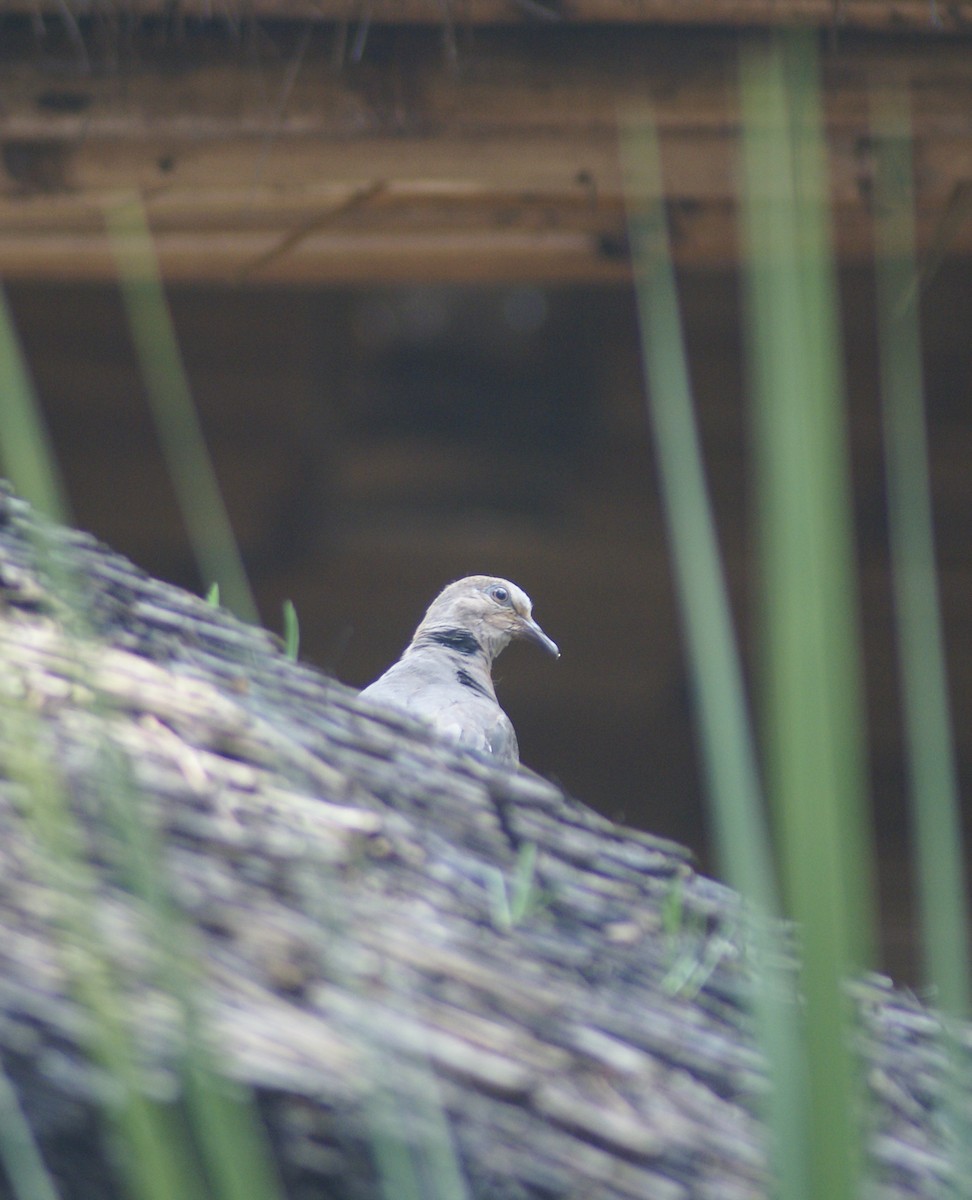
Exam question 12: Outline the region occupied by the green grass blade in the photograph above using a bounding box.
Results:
[181,1071,284,1200]
[282,599,300,661]
[0,289,69,523]
[872,86,971,1189]
[0,293,208,1200]
[96,741,285,1200]
[623,116,809,1200]
[3,706,206,1200]
[871,86,971,1023]
[0,1058,62,1200]
[0,286,279,1200]
[366,1043,470,1200]
[105,199,258,625]
[740,33,877,1200]
[623,121,778,927]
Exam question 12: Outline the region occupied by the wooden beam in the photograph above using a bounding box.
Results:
[0,28,969,283]
[17,0,972,34]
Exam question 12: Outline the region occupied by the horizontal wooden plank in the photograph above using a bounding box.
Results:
[0,28,969,282]
[5,31,971,138]
[15,0,972,32]
[0,230,628,283]
[4,202,970,284]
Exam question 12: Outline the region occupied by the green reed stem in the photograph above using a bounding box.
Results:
[105,199,258,624]
[624,115,810,1200]
[741,32,878,1200]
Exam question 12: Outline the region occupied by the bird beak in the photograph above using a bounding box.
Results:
[520,616,560,658]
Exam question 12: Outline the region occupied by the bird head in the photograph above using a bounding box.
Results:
[417,575,560,663]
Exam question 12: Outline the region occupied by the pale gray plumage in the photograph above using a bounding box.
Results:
[358,575,559,766]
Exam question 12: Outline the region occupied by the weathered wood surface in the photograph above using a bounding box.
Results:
[0,482,962,1198]
[18,0,972,32]
[0,24,970,281]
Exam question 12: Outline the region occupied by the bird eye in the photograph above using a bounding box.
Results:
[489,585,510,604]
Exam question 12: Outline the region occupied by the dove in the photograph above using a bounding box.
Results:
[358,576,559,766]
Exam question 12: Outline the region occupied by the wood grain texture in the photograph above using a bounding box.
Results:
[14,0,972,32]
[0,27,969,281]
